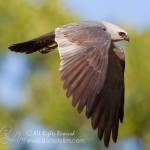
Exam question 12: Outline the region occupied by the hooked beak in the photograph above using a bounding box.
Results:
[124,35,130,42]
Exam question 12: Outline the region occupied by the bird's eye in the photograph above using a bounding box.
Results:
[103,28,106,31]
[119,32,125,36]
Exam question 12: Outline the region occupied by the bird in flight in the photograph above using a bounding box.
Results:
[9,21,129,147]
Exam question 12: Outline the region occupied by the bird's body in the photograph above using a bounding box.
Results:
[9,21,129,147]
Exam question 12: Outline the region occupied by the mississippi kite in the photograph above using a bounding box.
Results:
[9,21,129,147]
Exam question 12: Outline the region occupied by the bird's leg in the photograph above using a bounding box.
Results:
[39,47,52,54]
[39,44,57,54]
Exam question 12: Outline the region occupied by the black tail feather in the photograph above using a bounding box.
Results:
[9,30,57,54]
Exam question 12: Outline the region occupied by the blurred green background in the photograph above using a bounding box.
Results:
[0,0,150,150]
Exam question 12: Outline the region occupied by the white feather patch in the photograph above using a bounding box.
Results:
[55,27,86,70]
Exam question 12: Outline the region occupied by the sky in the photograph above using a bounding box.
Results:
[62,0,150,30]
[0,53,29,108]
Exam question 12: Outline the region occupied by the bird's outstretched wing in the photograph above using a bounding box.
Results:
[55,22,111,112]
[55,22,124,146]
[55,22,125,147]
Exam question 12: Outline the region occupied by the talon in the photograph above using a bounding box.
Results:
[39,44,57,54]
[39,48,52,54]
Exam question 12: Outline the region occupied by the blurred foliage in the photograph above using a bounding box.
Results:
[0,0,150,150]
[0,0,77,47]
[121,31,150,144]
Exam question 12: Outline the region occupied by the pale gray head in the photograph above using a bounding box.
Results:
[102,21,130,42]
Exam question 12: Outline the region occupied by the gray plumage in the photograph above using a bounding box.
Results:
[9,21,129,147]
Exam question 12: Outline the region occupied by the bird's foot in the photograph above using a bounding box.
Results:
[39,44,57,54]
[39,48,52,54]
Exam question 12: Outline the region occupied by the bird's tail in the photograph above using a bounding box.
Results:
[8,30,57,54]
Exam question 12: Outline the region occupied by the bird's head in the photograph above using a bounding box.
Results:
[102,21,130,42]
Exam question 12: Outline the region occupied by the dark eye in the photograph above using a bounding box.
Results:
[119,32,125,36]
[103,28,106,31]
